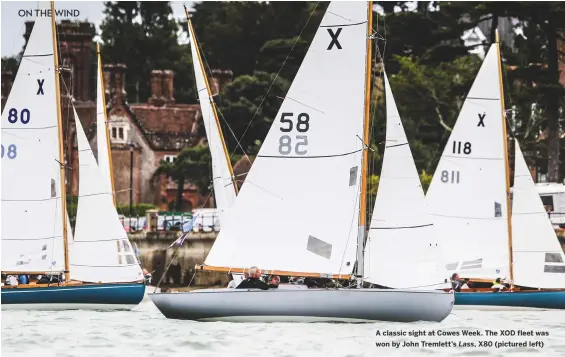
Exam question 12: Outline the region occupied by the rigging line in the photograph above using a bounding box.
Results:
[232,2,321,158]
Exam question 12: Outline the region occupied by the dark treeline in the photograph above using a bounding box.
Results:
[2,1,564,196]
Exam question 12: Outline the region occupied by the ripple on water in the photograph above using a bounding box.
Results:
[2,301,565,357]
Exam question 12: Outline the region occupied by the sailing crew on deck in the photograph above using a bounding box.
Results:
[491,278,506,291]
[227,273,237,288]
[268,275,280,289]
[450,273,466,292]
[236,266,270,290]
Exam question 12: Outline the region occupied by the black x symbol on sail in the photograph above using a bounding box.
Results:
[37,79,45,95]
[477,113,485,127]
[327,28,343,50]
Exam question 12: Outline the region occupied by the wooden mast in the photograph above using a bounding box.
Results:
[97,43,117,206]
[496,29,514,285]
[184,6,239,195]
[355,0,374,286]
[51,1,70,282]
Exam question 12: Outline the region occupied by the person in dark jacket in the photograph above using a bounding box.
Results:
[236,266,270,290]
[451,273,467,292]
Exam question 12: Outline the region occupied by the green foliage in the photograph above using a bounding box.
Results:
[94,2,565,181]
[368,170,434,199]
[154,144,212,211]
[100,1,194,103]
[116,203,157,217]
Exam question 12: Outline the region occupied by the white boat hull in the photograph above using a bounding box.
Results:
[149,288,454,323]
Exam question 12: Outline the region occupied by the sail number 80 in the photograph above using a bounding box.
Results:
[278,112,309,155]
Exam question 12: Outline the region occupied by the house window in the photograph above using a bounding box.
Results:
[109,123,128,144]
[541,195,554,212]
[164,155,177,163]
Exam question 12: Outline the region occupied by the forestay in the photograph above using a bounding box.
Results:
[95,52,113,196]
[1,8,66,273]
[71,107,143,283]
[187,22,236,220]
[511,142,565,288]
[364,73,448,290]
[204,2,368,275]
[425,44,510,280]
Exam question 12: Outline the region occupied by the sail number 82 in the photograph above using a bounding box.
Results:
[278,112,309,155]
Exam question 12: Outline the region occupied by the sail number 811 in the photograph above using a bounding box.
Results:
[441,170,460,184]
[278,112,309,155]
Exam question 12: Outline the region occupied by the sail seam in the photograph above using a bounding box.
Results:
[442,155,503,161]
[2,197,60,202]
[2,125,57,130]
[320,21,367,28]
[72,238,128,243]
[70,264,139,267]
[370,223,433,230]
[258,149,362,159]
[432,214,503,220]
[2,236,62,241]
[22,54,53,58]
[465,96,499,101]
[385,143,408,148]
[77,192,113,198]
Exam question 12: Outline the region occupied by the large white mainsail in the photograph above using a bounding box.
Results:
[203,2,368,275]
[1,7,66,273]
[95,47,113,197]
[71,107,143,283]
[426,44,510,280]
[364,73,448,289]
[511,142,565,288]
[187,20,236,218]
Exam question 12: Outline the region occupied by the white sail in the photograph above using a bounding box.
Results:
[71,107,143,283]
[1,7,66,273]
[187,23,236,218]
[426,44,510,280]
[95,53,113,196]
[364,73,448,289]
[511,142,565,288]
[204,2,368,275]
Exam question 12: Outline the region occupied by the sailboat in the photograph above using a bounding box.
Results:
[149,1,454,323]
[363,73,450,291]
[1,1,145,310]
[426,31,565,310]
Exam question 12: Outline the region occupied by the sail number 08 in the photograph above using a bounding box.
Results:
[1,144,17,159]
[278,112,309,155]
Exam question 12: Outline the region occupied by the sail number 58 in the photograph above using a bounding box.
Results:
[278,112,309,155]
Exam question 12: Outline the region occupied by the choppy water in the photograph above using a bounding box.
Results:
[2,301,565,357]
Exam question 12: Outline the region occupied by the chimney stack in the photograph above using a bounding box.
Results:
[209,69,233,96]
[102,64,112,101]
[113,63,127,106]
[162,70,175,105]
[1,71,14,110]
[149,70,164,106]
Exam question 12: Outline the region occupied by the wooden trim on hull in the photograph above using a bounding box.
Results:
[443,287,565,293]
[1,280,144,290]
[195,265,352,280]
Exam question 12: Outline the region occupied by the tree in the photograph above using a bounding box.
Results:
[218,71,291,155]
[154,144,211,212]
[100,1,194,103]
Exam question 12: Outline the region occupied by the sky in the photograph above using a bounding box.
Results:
[1,1,195,58]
